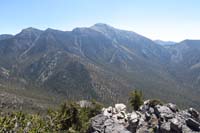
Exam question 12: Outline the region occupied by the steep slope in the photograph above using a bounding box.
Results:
[168,40,200,89]
[0,28,42,67]
[0,24,199,110]
[0,34,13,41]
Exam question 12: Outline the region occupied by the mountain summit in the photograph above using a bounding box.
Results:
[0,24,199,110]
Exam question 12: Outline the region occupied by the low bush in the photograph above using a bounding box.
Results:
[0,100,103,132]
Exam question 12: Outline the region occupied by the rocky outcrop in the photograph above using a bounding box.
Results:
[77,100,92,108]
[88,100,200,133]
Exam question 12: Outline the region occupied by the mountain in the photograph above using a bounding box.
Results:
[167,40,200,90]
[154,40,176,46]
[0,24,199,111]
[0,34,13,41]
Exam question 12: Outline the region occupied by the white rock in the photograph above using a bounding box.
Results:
[113,112,128,124]
[130,111,138,123]
[103,106,113,118]
[78,100,92,108]
[144,100,150,105]
[115,103,126,113]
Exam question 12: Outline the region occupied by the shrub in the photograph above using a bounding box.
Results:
[129,90,143,110]
[0,100,103,132]
[149,99,163,107]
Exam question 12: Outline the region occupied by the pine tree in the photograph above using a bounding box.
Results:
[129,90,143,110]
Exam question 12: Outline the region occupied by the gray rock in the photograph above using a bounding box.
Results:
[160,122,171,133]
[77,100,92,108]
[128,112,139,132]
[182,125,193,133]
[154,105,174,120]
[112,111,128,124]
[170,118,182,133]
[145,112,151,121]
[167,103,179,112]
[149,107,154,114]
[115,103,126,113]
[102,106,113,118]
[139,100,151,113]
[179,110,191,119]
[130,111,138,122]
[104,119,131,133]
[136,126,152,133]
[89,105,130,133]
[89,114,108,133]
[88,102,200,133]
[137,119,150,133]
[188,108,199,119]
[186,118,200,131]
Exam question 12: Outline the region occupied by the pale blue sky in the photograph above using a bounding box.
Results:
[0,0,200,41]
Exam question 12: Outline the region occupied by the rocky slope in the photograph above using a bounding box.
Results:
[0,24,200,110]
[89,100,200,133]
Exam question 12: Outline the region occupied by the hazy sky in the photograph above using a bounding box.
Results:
[0,0,200,41]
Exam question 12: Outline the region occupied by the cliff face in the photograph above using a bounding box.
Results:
[88,100,200,133]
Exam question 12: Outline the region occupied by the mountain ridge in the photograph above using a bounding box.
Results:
[0,23,199,110]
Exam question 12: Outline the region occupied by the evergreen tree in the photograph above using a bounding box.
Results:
[129,90,143,110]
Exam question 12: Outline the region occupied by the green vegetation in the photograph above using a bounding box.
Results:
[149,99,163,107]
[0,100,103,132]
[129,90,143,110]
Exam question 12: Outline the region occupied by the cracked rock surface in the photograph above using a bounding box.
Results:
[88,100,200,133]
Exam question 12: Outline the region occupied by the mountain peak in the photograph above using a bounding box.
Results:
[93,23,112,28]
[91,23,115,31]
[21,27,41,33]
[90,23,120,39]
[16,27,43,38]
[43,28,59,33]
[45,28,57,31]
[178,39,200,47]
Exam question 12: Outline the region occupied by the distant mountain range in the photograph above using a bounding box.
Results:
[0,34,13,41]
[0,23,199,110]
[154,40,176,46]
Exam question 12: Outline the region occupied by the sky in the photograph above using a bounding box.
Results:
[0,0,200,42]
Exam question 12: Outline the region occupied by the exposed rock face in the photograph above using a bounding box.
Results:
[154,104,174,119]
[186,118,200,131]
[89,114,130,133]
[1,24,200,111]
[77,100,92,108]
[88,100,200,133]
